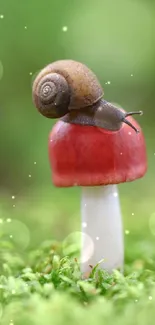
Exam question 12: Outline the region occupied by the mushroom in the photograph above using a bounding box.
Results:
[48,114,147,274]
[32,59,147,274]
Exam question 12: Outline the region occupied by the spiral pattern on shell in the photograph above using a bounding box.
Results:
[32,72,70,118]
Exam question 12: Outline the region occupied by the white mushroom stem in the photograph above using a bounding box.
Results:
[81,185,124,275]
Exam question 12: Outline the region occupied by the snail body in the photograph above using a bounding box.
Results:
[32,59,142,132]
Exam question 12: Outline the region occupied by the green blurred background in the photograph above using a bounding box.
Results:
[0,0,154,252]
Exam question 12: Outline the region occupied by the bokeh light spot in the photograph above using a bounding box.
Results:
[125,230,130,235]
[62,26,68,32]
[1,219,30,250]
[62,231,94,264]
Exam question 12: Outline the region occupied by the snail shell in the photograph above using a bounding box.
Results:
[32,60,103,118]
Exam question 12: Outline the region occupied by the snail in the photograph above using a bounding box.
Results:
[32,60,142,132]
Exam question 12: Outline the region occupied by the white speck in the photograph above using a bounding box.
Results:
[29,72,32,75]
[10,235,13,239]
[62,26,68,32]
[34,161,37,165]
[149,296,152,300]
[82,222,87,228]
[13,205,15,208]
[7,218,12,223]
[11,289,16,295]
[125,230,130,235]
[0,15,4,19]
[132,212,134,216]
[24,26,27,29]
[84,203,87,207]
[120,152,123,155]
[96,236,99,240]
[131,74,133,77]
[12,195,15,199]
[113,192,118,197]
[105,81,111,85]
[50,139,53,142]
[0,219,3,224]
[97,106,102,112]
[10,321,14,325]
[135,299,138,302]
[128,132,131,135]
[28,174,31,178]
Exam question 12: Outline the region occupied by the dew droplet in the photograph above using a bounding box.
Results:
[120,152,123,155]
[132,212,134,216]
[13,205,15,208]
[29,72,32,75]
[131,74,133,77]
[96,236,99,240]
[24,26,27,29]
[149,296,152,300]
[34,161,36,165]
[12,195,15,199]
[0,15,4,19]
[28,174,32,178]
[128,132,131,135]
[10,235,13,239]
[113,192,118,197]
[62,26,68,32]
[0,219,3,224]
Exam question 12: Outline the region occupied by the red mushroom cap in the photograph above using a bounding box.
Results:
[48,117,147,187]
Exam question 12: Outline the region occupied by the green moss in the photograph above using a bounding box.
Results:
[1,231,155,325]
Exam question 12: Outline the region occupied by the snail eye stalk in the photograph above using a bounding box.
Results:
[122,111,142,133]
[125,111,143,117]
